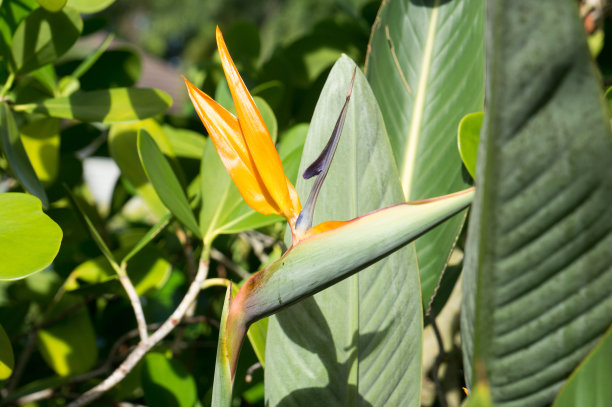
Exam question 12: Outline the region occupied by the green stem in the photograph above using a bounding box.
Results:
[11,103,37,112]
[201,278,231,291]
[0,73,15,99]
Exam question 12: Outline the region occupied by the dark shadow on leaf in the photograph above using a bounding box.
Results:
[128,88,172,120]
[69,89,112,123]
[275,385,373,407]
[274,296,393,406]
[19,8,80,73]
[409,0,454,7]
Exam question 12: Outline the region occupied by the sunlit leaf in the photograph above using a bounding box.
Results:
[457,112,483,179]
[33,87,172,123]
[0,193,62,280]
[20,117,60,185]
[35,0,66,12]
[142,353,197,407]
[162,125,206,159]
[37,294,97,376]
[65,0,114,13]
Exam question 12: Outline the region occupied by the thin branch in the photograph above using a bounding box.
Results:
[118,272,148,342]
[245,362,262,383]
[3,333,37,395]
[175,227,197,281]
[12,388,54,405]
[66,257,210,407]
[211,248,250,280]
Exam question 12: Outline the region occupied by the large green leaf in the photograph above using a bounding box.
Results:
[0,102,48,207]
[37,294,98,376]
[11,6,82,73]
[138,130,200,237]
[552,325,612,407]
[0,193,62,280]
[265,56,422,406]
[461,1,612,406]
[365,0,484,310]
[32,87,172,123]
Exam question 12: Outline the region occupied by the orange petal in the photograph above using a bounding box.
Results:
[183,76,279,215]
[216,26,300,222]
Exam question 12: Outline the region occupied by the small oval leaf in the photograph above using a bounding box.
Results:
[138,130,201,237]
[0,193,62,280]
[11,6,83,73]
[457,112,483,179]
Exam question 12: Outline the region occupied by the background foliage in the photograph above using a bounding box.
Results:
[1,0,611,406]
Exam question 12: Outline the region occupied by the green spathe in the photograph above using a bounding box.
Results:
[213,187,474,406]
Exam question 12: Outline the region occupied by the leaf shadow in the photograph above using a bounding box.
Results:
[272,295,393,406]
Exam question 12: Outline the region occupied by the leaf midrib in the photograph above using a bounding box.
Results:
[401,1,440,199]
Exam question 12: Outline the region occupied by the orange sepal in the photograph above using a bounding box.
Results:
[183,76,279,215]
[216,26,300,223]
[294,220,348,244]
